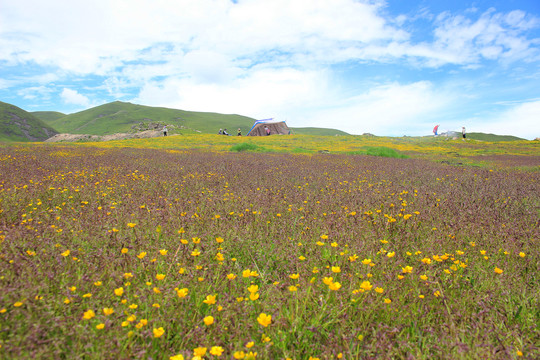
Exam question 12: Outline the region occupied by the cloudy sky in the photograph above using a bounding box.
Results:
[1,0,539,138]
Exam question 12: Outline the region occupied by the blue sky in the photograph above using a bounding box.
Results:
[1,0,539,139]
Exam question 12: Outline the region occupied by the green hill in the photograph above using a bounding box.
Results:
[31,111,66,123]
[0,101,59,142]
[39,101,351,136]
[290,127,349,136]
[466,132,525,141]
[44,101,257,135]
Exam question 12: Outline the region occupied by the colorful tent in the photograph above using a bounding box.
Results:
[246,118,291,136]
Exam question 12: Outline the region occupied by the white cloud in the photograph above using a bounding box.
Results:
[61,88,90,106]
[479,101,540,140]
[298,81,451,136]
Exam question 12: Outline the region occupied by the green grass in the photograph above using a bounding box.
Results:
[230,142,264,152]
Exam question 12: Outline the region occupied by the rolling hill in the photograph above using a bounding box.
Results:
[34,101,349,136]
[0,101,58,142]
[39,101,258,136]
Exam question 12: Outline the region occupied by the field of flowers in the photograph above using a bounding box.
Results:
[0,141,538,359]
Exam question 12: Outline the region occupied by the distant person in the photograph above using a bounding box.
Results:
[237,128,242,136]
[223,128,230,136]
[163,125,168,136]
[462,127,466,140]
[265,125,271,136]
[433,124,439,136]
[218,129,223,135]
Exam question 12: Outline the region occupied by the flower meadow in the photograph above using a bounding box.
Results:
[0,143,538,359]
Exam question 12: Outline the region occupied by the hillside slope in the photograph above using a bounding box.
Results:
[0,101,58,142]
[44,101,257,135]
[31,111,66,123]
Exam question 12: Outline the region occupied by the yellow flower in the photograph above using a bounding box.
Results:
[64,298,71,304]
[320,234,329,240]
[257,313,272,327]
[192,237,201,244]
[494,267,503,274]
[177,288,189,298]
[362,258,372,265]
[420,275,428,281]
[298,256,306,261]
[375,287,384,293]
[387,252,395,258]
[94,281,102,286]
[288,286,298,292]
[128,304,138,309]
[170,354,185,360]
[121,248,128,254]
[194,347,207,357]
[96,323,105,330]
[349,254,358,262]
[249,292,260,301]
[419,294,425,299]
[178,268,185,274]
[516,350,523,357]
[61,250,70,257]
[152,303,160,308]
[247,285,259,293]
[216,237,224,243]
[203,316,214,326]
[328,282,342,291]
[203,295,217,305]
[82,293,92,298]
[322,277,334,285]
[153,327,165,338]
[127,222,137,228]
[159,249,168,255]
[114,287,124,296]
[215,252,224,262]
[316,241,325,246]
[402,266,413,274]
[421,257,432,265]
[233,351,246,359]
[210,346,224,356]
[82,309,95,320]
[191,249,201,257]
[103,307,114,316]
[289,273,299,280]
[123,272,133,279]
[137,252,146,259]
[156,274,166,281]
[127,314,136,322]
[384,298,392,304]
[434,291,441,297]
[245,351,257,360]
[153,287,161,294]
[360,281,372,291]
[331,266,341,273]
[519,252,526,258]
[245,341,254,348]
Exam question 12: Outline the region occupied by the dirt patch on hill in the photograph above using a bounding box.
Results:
[45,130,168,142]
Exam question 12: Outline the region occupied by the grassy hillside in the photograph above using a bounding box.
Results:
[31,111,66,123]
[0,101,58,142]
[290,127,349,136]
[467,132,525,141]
[44,101,257,135]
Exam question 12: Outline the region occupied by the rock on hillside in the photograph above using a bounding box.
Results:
[0,101,58,141]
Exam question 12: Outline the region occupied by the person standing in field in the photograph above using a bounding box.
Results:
[163,125,168,136]
[265,125,271,136]
[237,128,242,136]
[462,127,466,140]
